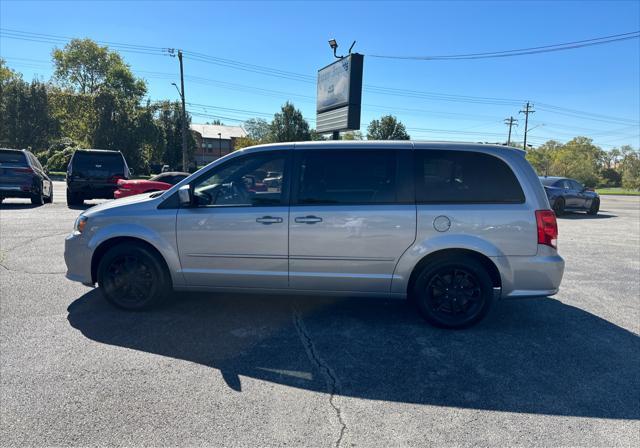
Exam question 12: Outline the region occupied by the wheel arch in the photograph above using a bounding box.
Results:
[91,236,171,285]
[406,248,502,297]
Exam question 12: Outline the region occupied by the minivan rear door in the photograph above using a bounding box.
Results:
[288,144,416,293]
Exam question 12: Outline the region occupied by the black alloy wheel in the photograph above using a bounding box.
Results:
[587,198,600,215]
[97,243,169,310]
[413,257,493,329]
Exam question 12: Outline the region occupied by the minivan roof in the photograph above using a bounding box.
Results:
[238,140,526,155]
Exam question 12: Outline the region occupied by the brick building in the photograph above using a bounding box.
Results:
[190,124,248,166]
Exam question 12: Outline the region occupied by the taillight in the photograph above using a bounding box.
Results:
[536,210,558,249]
[13,167,33,174]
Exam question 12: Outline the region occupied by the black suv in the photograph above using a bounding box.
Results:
[0,148,53,205]
[66,149,131,206]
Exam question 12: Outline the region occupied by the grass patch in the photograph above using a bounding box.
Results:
[597,188,640,196]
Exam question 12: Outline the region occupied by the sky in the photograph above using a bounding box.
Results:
[1,0,639,150]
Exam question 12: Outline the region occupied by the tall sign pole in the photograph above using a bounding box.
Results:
[178,50,188,171]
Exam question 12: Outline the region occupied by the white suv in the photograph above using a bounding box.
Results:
[65,141,564,328]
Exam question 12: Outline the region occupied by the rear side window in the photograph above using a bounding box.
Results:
[0,151,27,167]
[72,152,125,176]
[295,149,398,205]
[415,150,525,204]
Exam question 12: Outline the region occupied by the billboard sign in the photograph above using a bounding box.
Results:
[316,53,363,133]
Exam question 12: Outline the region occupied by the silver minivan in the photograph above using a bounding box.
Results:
[65,141,564,328]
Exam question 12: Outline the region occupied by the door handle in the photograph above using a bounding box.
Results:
[294,215,323,224]
[256,216,283,225]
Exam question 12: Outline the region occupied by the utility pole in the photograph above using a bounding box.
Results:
[178,50,188,171]
[504,116,518,146]
[519,102,535,150]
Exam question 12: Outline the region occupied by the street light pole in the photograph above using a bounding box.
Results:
[218,132,222,158]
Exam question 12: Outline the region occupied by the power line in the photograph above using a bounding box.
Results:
[368,31,640,60]
[2,28,638,127]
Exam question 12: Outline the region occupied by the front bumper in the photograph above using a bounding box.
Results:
[64,233,94,286]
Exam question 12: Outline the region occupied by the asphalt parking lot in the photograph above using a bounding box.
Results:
[1,181,639,447]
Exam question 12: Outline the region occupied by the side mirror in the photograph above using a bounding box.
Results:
[178,184,192,206]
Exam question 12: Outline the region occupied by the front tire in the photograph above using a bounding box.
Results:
[587,198,599,215]
[412,256,494,329]
[97,242,170,310]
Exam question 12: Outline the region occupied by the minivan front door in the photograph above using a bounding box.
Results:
[176,149,290,289]
[288,146,416,293]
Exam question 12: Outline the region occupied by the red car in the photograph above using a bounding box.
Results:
[114,172,189,199]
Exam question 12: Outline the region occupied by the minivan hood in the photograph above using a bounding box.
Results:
[83,192,158,216]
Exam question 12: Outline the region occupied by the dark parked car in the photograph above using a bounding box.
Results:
[0,148,53,205]
[66,149,131,206]
[539,176,600,216]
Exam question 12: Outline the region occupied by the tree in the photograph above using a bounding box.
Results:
[342,131,363,140]
[526,140,563,176]
[207,119,224,125]
[270,102,310,142]
[52,38,146,97]
[550,137,602,187]
[0,62,59,151]
[234,136,260,151]
[366,115,410,140]
[153,101,196,170]
[243,118,272,142]
[619,146,640,190]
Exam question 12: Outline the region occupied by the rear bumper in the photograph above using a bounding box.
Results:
[68,182,116,199]
[0,185,37,198]
[492,249,565,298]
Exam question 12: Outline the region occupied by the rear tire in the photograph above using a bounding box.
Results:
[587,198,599,215]
[44,183,53,203]
[31,184,44,205]
[97,242,170,310]
[66,188,83,206]
[553,198,565,216]
[411,256,494,329]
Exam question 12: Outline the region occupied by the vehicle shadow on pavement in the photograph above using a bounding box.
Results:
[558,212,616,220]
[67,291,639,420]
[0,202,43,209]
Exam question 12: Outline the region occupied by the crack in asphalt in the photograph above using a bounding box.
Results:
[0,261,65,275]
[292,306,347,448]
[0,231,69,252]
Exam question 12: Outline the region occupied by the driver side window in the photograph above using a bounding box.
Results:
[192,151,287,207]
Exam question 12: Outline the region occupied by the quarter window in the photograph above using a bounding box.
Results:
[415,150,525,204]
[295,150,397,205]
